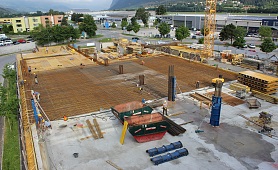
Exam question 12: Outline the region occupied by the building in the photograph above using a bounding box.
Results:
[262,18,278,41]
[28,16,41,31]
[40,15,63,27]
[11,17,27,33]
[0,18,12,25]
[158,14,277,33]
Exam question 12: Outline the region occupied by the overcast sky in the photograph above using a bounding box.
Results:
[1,0,114,11]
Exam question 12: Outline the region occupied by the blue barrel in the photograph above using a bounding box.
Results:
[171,141,183,149]
[177,148,189,156]
[161,153,172,162]
[157,146,167,154]
[146,148,158,157]
[169,150,180,159]
[150,156,163,165]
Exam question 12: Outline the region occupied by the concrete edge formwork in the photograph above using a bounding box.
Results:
[16,54,38,170]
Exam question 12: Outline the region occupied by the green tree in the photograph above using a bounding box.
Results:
[153,18,161,26]
[234,27,247,38]
[175,26,190,42]
[111,22,116,28]
[61,17,68,26]
[158,22,170,37]
[259,26,272,39]
[260,37,276,53]
[198,37,204,44]
[156,5,167,15]
[121,18,128,29]
[233,36,246,48]
[133,22,140,33]
[8,25,13,32]
[126,24,133,33]
[219,23,237,44]
[131,17,137,25]
[2,25,9,33]
[135,8,150,26]
[78,15,97,38]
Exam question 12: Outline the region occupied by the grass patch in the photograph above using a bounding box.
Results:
[1,65,20,170]
[122,33,137,36]
[3,117,20,170]
[91,34,103,38]
[99,38,113,42]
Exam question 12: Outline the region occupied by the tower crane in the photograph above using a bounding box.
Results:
[203,0,217,58]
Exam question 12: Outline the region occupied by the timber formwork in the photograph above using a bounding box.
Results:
[17,56,38,170]
[238,71,278,94]
[24,52,238,120]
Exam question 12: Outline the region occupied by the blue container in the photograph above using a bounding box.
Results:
[171,76,176,101]
[150,148,189,165]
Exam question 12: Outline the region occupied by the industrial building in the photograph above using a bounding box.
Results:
[16,39,278,170]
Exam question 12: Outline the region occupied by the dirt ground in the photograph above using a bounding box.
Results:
[28,54,237,120]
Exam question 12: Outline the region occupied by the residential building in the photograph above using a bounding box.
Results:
[40,15,63,27]
[0,18,12,25]
[28,16,41,31]
[11,17,27,33]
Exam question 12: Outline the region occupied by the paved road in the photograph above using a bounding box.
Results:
[0,54,16,85]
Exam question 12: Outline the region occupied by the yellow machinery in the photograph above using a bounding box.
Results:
[203,0,217,58]
[212,75,224,87]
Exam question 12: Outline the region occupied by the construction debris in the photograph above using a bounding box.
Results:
[246,99,261,109]
[86,119,99,140]
[106,160,123,170]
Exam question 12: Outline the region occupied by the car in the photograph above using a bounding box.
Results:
[13,41,20,45]
[0,41,4,46]
[18,39,26,43]
[248,49,256,52]
[4,40,13,46]
[26,38,34,43]
[248,44,256,48]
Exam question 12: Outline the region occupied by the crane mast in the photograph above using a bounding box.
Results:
[203,0,217,58]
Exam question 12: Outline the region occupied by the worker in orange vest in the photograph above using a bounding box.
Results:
[63,115,68,121]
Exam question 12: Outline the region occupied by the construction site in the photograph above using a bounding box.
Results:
[15,39,278,170]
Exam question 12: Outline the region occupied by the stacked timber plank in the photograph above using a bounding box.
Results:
[251,90,278,104]
[238,71,278,94]
[229,82,251,93]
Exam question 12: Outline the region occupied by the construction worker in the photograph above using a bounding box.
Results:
[139,87,143,94]
[163,100,168,116]
[63,115,68,121]
[28,66,31,74]
[34,91,40,102]
[34,74,38,84]
[44,120,52,129]
[196,81,200,88]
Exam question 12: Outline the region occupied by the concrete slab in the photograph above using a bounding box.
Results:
[41,86,278,170]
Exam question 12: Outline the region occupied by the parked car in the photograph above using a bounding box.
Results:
[0,41,4,46]
[248,44,256,49]
[4,40,13,45]
[13,41,20,45]
[248,49,256,52]
[18,39,26,43]
[26,38,34,43]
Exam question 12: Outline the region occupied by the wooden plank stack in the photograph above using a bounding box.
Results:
[229,82,251,93]
[238,71,278,94]
[251,90,278,104]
